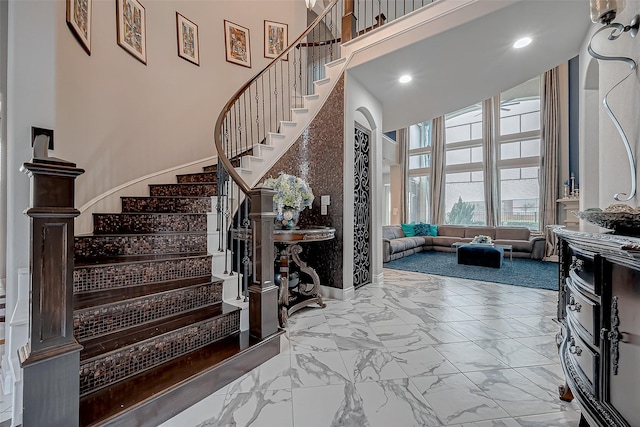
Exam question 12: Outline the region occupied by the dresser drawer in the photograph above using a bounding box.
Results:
[568,246,598,295]
[566,280,599,346]
[567,331,598,395]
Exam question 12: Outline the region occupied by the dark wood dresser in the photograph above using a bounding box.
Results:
[554,227,640,427]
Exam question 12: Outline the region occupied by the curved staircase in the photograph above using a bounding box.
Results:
[74,164,281,427]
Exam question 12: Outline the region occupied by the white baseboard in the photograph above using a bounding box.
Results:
[320,285,354,301]
[371,272,384,286]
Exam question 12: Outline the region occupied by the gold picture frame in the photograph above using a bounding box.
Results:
[224,20,251,68]
[264,20,288,60]
[66,0,92,55]
[116,0,147,65]
[176,12,199,66]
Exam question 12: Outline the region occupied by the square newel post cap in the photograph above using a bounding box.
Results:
[248,185,277,219]
[21,157,85,210]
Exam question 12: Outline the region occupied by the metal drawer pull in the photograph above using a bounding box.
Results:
[569,337,583,356]
[570,258,584,273]
[568,296,582,312]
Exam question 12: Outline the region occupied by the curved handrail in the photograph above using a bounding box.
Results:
[214,0,341,194]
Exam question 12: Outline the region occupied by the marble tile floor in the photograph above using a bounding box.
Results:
[162,269,581,427]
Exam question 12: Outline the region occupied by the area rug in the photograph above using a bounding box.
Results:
[385,250,559,291]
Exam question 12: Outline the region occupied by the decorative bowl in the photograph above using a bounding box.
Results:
[573,211,640,236]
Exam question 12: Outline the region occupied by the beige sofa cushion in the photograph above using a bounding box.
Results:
[437,225,466,238]
[495,227,530,240]
[464,226,496,239]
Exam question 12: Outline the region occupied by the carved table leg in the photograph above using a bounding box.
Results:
[291,244,326,309]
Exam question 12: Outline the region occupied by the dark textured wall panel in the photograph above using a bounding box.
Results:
[262,75,345,290]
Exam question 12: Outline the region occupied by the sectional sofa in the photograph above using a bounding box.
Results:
[382,224,545,262]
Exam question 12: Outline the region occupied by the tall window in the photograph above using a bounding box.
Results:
[407,122,431,223]
[404,76,543,230]
[497,76,541,229]
[444,103,486,225]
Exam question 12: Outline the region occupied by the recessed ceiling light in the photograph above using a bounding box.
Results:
[513,37,532,49]
[399,75,412,83]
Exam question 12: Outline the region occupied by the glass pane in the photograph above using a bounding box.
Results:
[500,76,540,136]
[471,146,483,163]
[446,172,471,183]
[445,105,482,144]
[471,171,483,182]
[500,142,520,160]
[409,122,431,149]
[521,139,540,158]
[445,172,485,225]
[446,148,470,165]
[409,154,431,169]
[499,167,540,230]
[407,175,430,223]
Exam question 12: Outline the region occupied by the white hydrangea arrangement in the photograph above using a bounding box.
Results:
[263,172,315,216]
[472,235,493,244]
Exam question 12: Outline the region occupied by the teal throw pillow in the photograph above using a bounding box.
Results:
[429,224,438,236]
[401,223,416,237]
[414,223,431,236]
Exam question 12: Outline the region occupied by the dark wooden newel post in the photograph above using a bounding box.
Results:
[247,186,279,339]
[19,157,84,427]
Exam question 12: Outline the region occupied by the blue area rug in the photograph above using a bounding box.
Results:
[385,250,559,291]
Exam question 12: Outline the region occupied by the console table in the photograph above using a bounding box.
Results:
[274,226,335,327]
[553,227,640,427]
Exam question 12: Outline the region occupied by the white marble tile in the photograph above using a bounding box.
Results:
[227,353,291,393]
[206,389,293,427]
[411,373,510,425]
[325,311,368,328]
[355,306,407,327]
[289,328,338,354]
[515,365,577,401]
[475,339,556,368]
[331,324,385,351]
[478,318,546,338]
[390,305,440,325]
[340,348,408,382]
[448,418,522,427]
[422,306,476,322]
[287,311,327,332]
[456,304,537,320]
[158,393,226,427]
[447,320,510,340]
[512,316,560,334]
[515,335,561,362]
[290,351,350,388]
[465,369,565,417]
[292,383,366,427]
[411,323,470,344]
[371,324,424,348]
[355,379,441,427]
[389,344,459,377]
[434,342,509,372]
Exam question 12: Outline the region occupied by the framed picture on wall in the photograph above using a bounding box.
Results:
[264,20,288,60]
[176,12,199,66]
[66,0,92,55]
[224,20,251,68]
[116,0,147,64]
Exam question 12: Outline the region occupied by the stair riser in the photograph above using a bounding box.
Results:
[150,184,217,197]
[74,282,223,341]
[79,311,240,396]
[176,172,217,183]
[93,213,207,234]
[121,197,212,213]
[74,234,207,260]
[74,256,212,294]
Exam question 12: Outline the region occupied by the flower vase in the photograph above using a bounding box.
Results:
[276,207,300,229]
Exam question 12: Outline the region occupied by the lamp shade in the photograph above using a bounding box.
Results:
[590,0,625,24]
[305,0,316,8]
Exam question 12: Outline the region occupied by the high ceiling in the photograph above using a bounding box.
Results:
[345,0,593,132]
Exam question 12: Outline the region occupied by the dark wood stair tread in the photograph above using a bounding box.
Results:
[79,302,237,360]
[79,330,284,427]
[74,275,217,309]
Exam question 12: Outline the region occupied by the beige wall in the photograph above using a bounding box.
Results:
[53,0,305,212]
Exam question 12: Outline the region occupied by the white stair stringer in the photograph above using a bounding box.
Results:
[233,57,347,187]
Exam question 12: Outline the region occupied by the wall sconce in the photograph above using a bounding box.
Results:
[588,0,639,201]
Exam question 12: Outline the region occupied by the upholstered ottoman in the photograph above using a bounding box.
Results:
[457,244,504,268]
